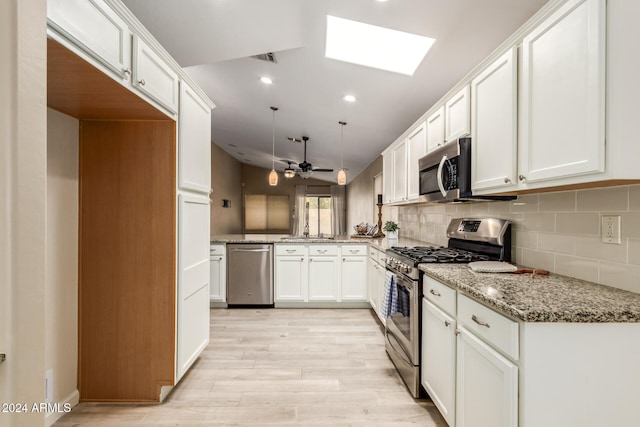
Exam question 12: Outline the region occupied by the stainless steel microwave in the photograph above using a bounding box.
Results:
[418,138,516,203]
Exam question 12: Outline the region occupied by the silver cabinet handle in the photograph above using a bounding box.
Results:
[444,320,451,327]
[518,174,526,181]
[454,329,460,336]
[138,79,146,86]
[317,249,327,254]
[504,177,511,183]
[429,289,441,297]
[123,67,132,76]
[286,249,296,253]
[471,315,490,328]
[300,258,304,261]
[349,249,359,254]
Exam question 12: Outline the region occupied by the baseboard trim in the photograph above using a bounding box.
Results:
[45,389,79,427]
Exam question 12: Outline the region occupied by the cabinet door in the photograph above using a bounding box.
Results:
[456,326,518,427]
[520,0,605,184]
[368,258,379,311]
[133,35,180,114]
[209,256,226,302]
[308,256,339,301]
[422,299,456,427]
[471,48,518,192]
[179,82,212,193]
[47,0,131,81]
[407,122,427,201]
[382,153,394,204]
[392,141,407,203]
[341,256,367,301]
[427,106,445,152]
[375,264,386,325]
[177,194,211,380]
[445,85,471,143]
[275,256,307,301]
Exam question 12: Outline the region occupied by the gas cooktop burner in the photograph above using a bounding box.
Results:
[389,246,492,264]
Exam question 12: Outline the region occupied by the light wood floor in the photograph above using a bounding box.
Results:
[54,308,447,426]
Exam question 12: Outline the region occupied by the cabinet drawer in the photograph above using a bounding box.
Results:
[423,275,456,316]
[210,244,226,256]
[275,245,307,256]
[368,247,383,263]
[457,293,519,361]
[309,245,338,256]
[342,245,368,256]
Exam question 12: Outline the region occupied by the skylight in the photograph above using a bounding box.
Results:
[325,15,435,76]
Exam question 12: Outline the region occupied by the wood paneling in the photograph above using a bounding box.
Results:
[78,120,176,402]
[47,38,169,120]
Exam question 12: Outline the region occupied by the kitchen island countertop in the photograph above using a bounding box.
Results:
[419,263,640,323]
[210,234,430,251]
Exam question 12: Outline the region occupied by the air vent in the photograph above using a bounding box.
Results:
[251,52,277,63]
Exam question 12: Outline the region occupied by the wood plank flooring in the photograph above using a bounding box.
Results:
[54,308,447,426]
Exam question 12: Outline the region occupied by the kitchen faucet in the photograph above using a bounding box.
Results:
[303,201,310,237]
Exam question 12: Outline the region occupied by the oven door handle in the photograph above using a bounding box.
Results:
[386,328,414,367]
[436,154,448,197]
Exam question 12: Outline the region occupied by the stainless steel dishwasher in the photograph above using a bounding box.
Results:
[226,243,274,306]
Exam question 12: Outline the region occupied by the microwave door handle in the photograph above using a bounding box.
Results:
[436,155,448,197]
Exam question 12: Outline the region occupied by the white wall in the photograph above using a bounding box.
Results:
[45,109,80,424]
[398,185,640,294]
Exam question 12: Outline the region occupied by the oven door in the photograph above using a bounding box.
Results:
[385,272,420,365]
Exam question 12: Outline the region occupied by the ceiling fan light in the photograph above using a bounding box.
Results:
[337,168,347,185]
[284,169,296,178]
[298,170,313,179]
[269,169,278,186]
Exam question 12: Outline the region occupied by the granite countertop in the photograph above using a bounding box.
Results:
[419,263,640,323]
[211,234,429,250]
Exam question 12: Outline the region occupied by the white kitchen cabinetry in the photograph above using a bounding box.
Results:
[368,247,386,324]
[407,122,427,201]
[382,153,394,204]
[519,0,606,185]
[426,106,445,152]
[456,325,518,427]
[421,298,456,427]
[308,245,340,301]
[471,48,518,192]
[392,141,408,203]
[209,244,226,304]
[445,86,471,143]
[275,245,308,302]
[177,194,211,381]
[133,35,180,114]
[179,81,212,193]
[47,0,131,81]
[341,245,368,301]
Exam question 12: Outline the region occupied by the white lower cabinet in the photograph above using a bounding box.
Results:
[209,244,226,304]
[275,254,308,301]
[456,326,518,427]
[422,298,457,427]
[309,255,340,301]
[368,247,387,323]
[341,255,367,301]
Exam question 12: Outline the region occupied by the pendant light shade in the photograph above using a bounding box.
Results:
[337,121,347,186]
[269,106,279,186]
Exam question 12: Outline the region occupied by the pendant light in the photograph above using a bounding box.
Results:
[337,121,347,185]
[268,106,279,186]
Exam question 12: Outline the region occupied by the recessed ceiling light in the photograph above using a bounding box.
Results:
[343,95,356,102]
[260,76,273,85]
[325,15,435,76]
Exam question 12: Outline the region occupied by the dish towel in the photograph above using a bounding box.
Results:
[381,270,398,318]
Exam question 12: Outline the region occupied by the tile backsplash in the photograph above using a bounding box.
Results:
[393,184,640,294]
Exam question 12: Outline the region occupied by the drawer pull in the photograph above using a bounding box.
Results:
[429,289,441,297]
[286,249,295,253]
[138,79,146,86]
[317,249,327,254]
[472,315,490,328]
[444,320,451,327]
[349,249,359,254]
[454,329,460,336]
[123,67,132,76]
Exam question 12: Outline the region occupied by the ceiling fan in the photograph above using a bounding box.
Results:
[283,136,334,179]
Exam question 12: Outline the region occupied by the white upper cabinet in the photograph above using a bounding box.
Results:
[47,0,131,81]
[391,140,408,203]
[519,0,606,184]
[179,81,212,193]
[407,122,427,201]
[133,35,180,114]
[426,106,446,152]
[382,152,394,204]
[445,85,471,143]
[471,48,518,192]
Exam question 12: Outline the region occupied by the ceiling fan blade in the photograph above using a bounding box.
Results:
[286,137,302,143]
[312,168,334,172]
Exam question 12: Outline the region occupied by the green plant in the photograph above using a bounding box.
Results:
[383,221,399,232]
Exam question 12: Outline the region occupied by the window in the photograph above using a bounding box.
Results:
[306,195,332,237]
[244,194,289,232]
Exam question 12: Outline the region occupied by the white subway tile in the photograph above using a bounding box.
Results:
[514,230,538,250]
[522,213,556,232]
[573,235,627,263]
[599,262,640,294]
[539,191,576,212]
[577,186,628,212]
[555,255,599,283]
[629,185,640,212]
[537,233,575,255]
[520,249,555,271]
[511,194,539,213]
[628,238,640,266]
[620,212,640,238]
[556,213,599,235]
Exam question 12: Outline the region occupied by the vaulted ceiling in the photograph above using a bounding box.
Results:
[123,0,548,183]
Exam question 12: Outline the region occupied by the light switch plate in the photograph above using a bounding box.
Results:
[601,215,621,244]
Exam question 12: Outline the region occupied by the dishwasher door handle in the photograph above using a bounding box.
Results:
[230,248,271,253]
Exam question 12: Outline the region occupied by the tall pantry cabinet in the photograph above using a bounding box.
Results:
[47,0,214,402]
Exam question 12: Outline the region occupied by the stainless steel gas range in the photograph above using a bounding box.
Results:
[384,218,512,398]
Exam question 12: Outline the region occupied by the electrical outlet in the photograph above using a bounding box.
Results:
[601,215,621,244]
[45,369,53,403]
